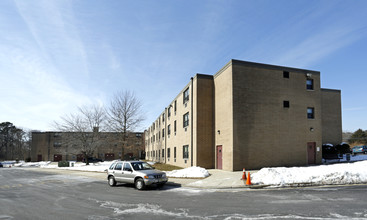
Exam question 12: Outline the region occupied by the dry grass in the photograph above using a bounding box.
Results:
[151,162,183,171]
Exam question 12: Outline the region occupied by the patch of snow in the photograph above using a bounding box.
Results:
[166,166,210,178]
[252,160,367,187]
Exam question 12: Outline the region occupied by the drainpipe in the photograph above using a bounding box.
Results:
[164,107,167,164]
[190,77,194,166]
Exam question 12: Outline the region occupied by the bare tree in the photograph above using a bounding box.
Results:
[54,104,106,165]
[107,90,145,159]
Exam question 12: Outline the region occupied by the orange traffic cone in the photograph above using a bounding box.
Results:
[241,168,247,180]
[246,172,252,185]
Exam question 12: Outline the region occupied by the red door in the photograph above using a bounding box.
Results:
[307,142,316,164]
[105,153,115,161]
[217,145,223,169]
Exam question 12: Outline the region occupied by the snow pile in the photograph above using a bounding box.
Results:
[252,160,367,187]
[14,161,51,167]
[166,166,210,178]
[53,161,113,172]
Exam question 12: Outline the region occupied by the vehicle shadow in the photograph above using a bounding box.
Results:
[112,182,182,191]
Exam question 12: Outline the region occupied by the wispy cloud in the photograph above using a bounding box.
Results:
[0,1,94,130]
[272,24,366,68]
[14,0,89,78]
[343,107,367,111]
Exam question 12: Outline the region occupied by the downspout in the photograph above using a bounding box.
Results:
[191,77,194,166]
[164,107,167,164]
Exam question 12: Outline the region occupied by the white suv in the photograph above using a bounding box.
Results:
[107,161,168,190]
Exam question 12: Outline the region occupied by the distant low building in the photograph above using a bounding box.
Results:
[31,131,145,162]
[144,59,342,171]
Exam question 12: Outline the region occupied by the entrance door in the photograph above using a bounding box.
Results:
[307,142,316,164]
[105,153,115,161]
[37,154,42,162]
[216,145,222,169]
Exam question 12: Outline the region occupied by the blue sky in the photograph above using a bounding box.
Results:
[0,0,366,132]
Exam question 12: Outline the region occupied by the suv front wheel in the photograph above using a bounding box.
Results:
[135,178,145,190]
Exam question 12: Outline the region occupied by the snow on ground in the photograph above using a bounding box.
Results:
[252,159,367,187]
[165,166,210,178]
[11,161,210,178]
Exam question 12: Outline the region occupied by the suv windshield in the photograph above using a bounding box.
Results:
[131,162,154,170]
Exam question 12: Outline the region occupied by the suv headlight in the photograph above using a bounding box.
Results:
[162,173,166,178]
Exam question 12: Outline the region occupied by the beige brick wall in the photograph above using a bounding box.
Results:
[321,89,342,145]
[146,81,193,168]
[214,63,234,171]
[194,75,214,168]
[231,61,323,170]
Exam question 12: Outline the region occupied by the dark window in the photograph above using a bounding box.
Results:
[183,112,189,127]
[307,79,314,90]
[183,145,189,159]
[114,163,122,170]
[162,113,165,122]
[174,100,177,112]
[162,149,164,158]
[168,124,171,135]
[183,88,189,103]
[162,128,164,138]
[283,101,290,108]
[168,107,171,117]
[174,120,177,132]
[174,147,176,159]
[123,163,132,171]
[167,148,170,158]
[307,107,315,119]
[283,71,289,78]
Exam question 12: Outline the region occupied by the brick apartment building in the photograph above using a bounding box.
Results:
[144,59,342,171]
[31,131,145,162]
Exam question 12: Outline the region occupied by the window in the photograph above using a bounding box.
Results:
[183,145,189,159]
[307,107,315,119]
[283,101,290,108]
[183,88,189,103]
[283,71,289,78]
[174,120,177,132]
[174,147,176,159]
[114,163,122,170]
[168,124,171,135]
[167,148,170,158]
[183,112,189,127]
[168,107,171,118]
[162,149,165,158]
[123,163,132,171]
[135,133,142,138]
[162,128,165,138]
[307,79,314,90]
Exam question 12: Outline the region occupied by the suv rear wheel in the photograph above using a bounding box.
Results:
[135,178,145,190]
[108,176,116,187]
